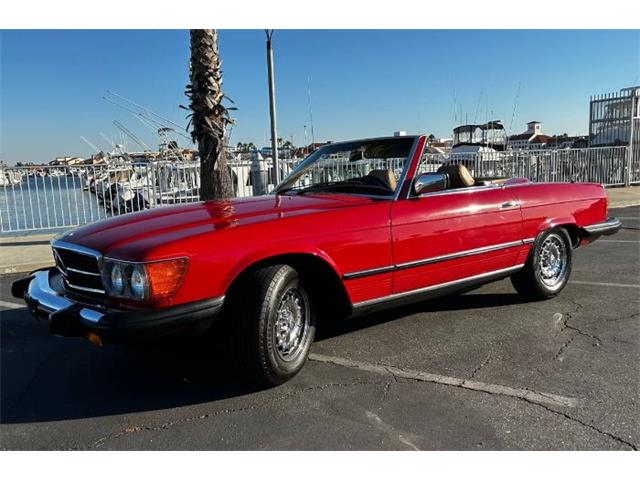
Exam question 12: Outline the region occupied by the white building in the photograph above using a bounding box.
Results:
[507,121,552,150]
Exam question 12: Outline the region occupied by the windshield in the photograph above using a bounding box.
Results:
[275,137,416,197]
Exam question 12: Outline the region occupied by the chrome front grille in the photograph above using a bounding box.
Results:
[53,243,105,294]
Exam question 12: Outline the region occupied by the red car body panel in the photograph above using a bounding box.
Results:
[54,135,610,310]
[390,187,524,293]
[511,182,607,237]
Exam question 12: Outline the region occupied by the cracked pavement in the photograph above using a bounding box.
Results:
[1,206,638,450]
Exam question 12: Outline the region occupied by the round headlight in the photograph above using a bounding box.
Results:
[110,264,125,294]
[130,265,147,300]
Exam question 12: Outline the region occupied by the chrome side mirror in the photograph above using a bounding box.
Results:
[413,173,448,196]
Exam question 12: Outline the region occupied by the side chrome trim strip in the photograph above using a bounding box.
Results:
[352,264,525,309]
[413,184,501,199]
[395,240,523,270]
[342,265,395,280]
[343,239,532,280]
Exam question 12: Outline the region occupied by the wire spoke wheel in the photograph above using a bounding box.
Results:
[274,287,310,361]
[537,233,568,288]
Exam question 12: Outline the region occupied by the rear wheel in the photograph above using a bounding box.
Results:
[237,264,316,386]
[511,228,572,300]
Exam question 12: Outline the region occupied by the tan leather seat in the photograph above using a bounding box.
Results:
[437,164,475,189]
[367,169,397,191]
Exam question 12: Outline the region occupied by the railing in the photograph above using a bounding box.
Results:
[0,145,635,234]
[0,159,300,233]
[421,146,633,186]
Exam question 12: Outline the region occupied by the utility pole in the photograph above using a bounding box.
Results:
[265,30,280,185]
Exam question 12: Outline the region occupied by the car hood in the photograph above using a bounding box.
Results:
[57,193,374,259]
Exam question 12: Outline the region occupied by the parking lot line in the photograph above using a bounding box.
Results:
[0,300,25,310]
[570,280,640,288]
[599,240,639,243]
[308,353,578,408]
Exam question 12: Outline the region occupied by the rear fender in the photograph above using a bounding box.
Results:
[531,216,579,248]
[534,216,576,236]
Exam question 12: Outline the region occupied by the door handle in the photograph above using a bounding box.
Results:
[500,201,519,209]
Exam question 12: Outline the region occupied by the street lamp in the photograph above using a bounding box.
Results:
[265,30,280,185]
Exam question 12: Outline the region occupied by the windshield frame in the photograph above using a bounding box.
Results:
[274,136,420,199]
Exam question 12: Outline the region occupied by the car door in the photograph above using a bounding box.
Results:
[390,185,524,294]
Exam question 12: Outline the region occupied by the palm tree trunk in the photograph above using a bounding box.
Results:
[186,29,234,200]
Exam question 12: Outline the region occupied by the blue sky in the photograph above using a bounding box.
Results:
[1,29,638,164]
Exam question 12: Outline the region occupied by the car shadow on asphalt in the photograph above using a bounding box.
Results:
[0,307,264,425]
[315,291,531,340]
[1,291,530,425]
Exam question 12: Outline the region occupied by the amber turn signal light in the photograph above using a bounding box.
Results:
[86,331,103,347]
[145,258,189,300]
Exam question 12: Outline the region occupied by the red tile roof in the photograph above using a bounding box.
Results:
[530,135,552,144]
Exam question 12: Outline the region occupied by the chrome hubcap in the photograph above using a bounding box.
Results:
[274,288,307,359]
[538,234,567,287]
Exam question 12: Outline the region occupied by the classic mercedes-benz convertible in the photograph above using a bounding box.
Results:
[13,135,620,385]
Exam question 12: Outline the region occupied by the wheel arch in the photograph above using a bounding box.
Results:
[553,223,580,248]
[224,251,352,318]
[536,217,580,248]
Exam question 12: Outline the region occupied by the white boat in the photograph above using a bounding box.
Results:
[0,166,23,187]
[451,121,507,154]
[0,168,10,187]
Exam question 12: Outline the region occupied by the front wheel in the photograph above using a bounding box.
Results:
[511,228,572,300]
[238,264,316,386]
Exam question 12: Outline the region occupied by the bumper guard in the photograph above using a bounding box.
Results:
[12,268,224,342]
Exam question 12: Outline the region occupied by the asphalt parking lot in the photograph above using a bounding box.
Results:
[1,206,638,450]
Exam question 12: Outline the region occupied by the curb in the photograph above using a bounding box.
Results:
[609,201,640,209]
[2,262,53,275]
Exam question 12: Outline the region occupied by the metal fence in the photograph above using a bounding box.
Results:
[421,146,635,186]
[0,145,636,234]
[589,87,639,147]
[0,159,301,233]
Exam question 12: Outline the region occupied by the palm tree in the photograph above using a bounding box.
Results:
[185,29,234,200]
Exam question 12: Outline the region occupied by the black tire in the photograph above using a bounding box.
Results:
[238,264,316,386]
[511,227,572,300]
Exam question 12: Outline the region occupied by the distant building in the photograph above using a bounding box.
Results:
[426,137,453,154]
[50,156,86,166]
[508,121,554,150]
[507,120,553,150]
[589,85,640,147]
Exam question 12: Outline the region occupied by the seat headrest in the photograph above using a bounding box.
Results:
[437,164,475,188]
[368,169,397,191]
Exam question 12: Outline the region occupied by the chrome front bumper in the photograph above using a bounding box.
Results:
[23,270,105,323]
[13,268,225,342]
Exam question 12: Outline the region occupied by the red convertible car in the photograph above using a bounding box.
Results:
[13,135,620,385]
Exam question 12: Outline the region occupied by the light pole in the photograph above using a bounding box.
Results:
[303,124,308,154]
[265,30,280,185]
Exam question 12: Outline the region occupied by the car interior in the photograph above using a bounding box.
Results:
[366,169,398,191]
[360,163,509,195]
[437,164,510,189]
